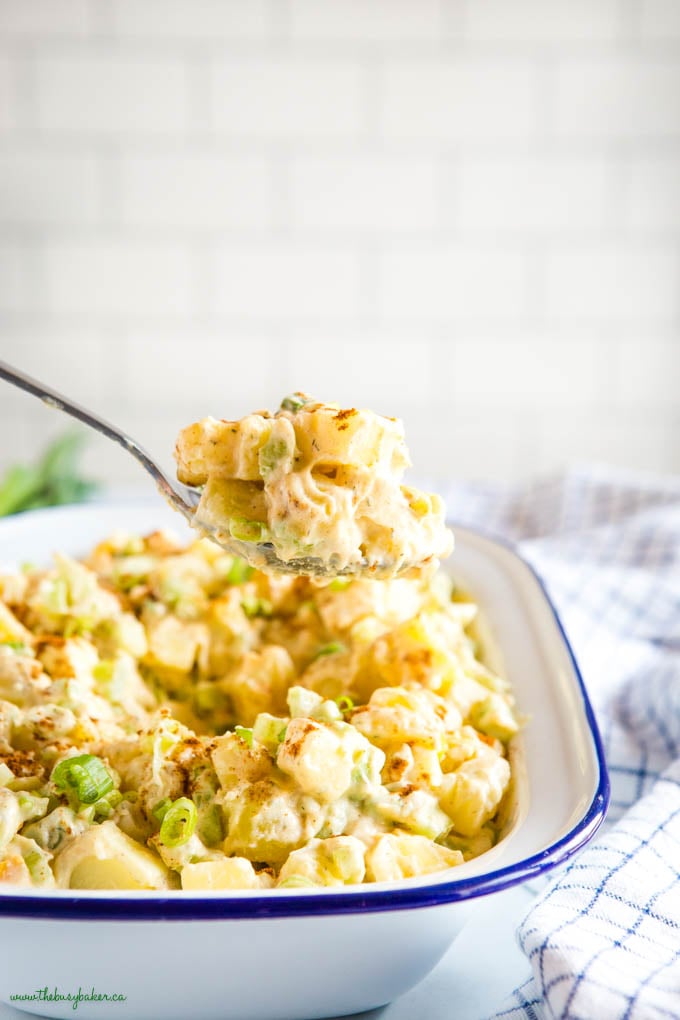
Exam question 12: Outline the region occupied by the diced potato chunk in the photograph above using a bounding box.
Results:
[365,833,463,882]
[0,788,22,851]
[0,848,31,886]
[211,732,273,790]
[145,615,209,675]
[375,789,450,840]
[53,821,172,890]
[439,755,511,837]
[276,718,355,802]
[278,836,365,887]
[223,646,294,727]
[181,857,272,891]
[175,415,272,485]
[351,685,460,751]
[0,601,33,644]
[223,780,324,865]
[469,694,519,743]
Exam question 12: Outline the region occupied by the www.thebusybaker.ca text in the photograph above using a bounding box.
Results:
[10,986,127,1010]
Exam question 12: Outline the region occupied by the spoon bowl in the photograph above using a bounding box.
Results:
[0,360,413,578]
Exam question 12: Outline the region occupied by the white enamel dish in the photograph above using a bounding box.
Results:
[0,502,608,1020]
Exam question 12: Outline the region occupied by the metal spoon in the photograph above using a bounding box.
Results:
[0,359,406,578]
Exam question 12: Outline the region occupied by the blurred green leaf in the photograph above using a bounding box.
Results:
[0,430,99,516]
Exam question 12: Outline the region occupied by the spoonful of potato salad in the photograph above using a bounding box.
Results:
[0,361,452,578]
[175,394,453,579]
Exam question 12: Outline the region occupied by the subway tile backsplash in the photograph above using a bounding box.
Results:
[0,0,678,487]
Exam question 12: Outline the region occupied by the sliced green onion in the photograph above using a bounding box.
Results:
[329,577,352,592]
[314,641,346,659]
[152,797,172,822]
[226,558,255,585]
[229,518,267,543]
[234,725,254,748]
[277,726,288,743]
[51,754,114,805]
[335,695,355,715]
[241,596,273,619]
[280,393,308,413]
[159,797,197,848]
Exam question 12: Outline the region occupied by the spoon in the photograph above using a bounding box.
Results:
[0,359,408,579]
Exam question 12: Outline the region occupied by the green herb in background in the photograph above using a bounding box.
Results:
[0,431,99,516]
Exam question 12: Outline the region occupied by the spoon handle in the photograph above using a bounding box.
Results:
[0,358,174,497]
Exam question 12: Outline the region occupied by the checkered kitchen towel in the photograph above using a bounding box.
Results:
[442,465,680,1020]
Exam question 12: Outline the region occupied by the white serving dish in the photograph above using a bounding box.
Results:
[0,502,608,1020]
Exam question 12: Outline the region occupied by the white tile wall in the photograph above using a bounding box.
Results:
[289,156,439,233]
[456,155,609,233]
[213,245,363,319]
[35,54,191,135]
[211,59,365,139]
[119,153,273,230]
[289,0,443,43]
[639,0,680,40]
[0,0,678,492]
[380,62,537,141]
[542,245,679,320]
[627,156,680,229]
[0,57,17,134]
[553,58,680,139]
[0,1,91,38]
[109,0,272,41]
[0,149,99,225]
[377,246,529,320]
[462,0,621,42]
[44,241,195,316]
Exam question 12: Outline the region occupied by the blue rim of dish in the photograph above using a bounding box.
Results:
[0,518,609,921]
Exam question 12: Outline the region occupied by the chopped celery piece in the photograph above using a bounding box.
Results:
[258,437,290,479]
[241,596,273,619]
[0,641,29,654]
[234,725,253,748]
[277,875,318,888]
[329,577,352,592]
[229,518,267,543]
[226,558,255,585]
[252,713,289,754]
[280,393,308,413]
[93,789,123,821]
[287,686,323,718]
[17,792,49,823]
[198,805,224,847]
[314,641,346,659]
[152,797,172,822]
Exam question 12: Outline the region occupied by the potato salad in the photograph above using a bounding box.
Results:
[175,395,453,578]
[0,527,519,892]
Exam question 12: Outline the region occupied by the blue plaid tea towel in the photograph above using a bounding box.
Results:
[442,466,680,1020]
